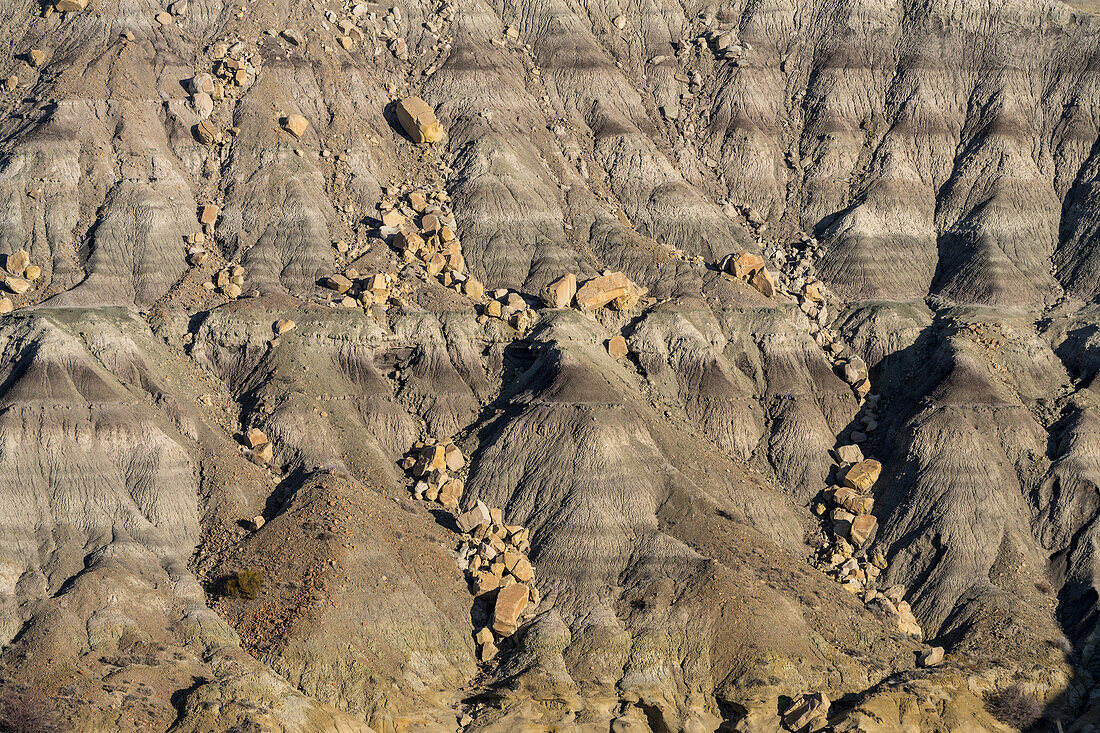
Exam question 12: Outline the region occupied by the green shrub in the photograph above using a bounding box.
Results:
[222,568,265,599]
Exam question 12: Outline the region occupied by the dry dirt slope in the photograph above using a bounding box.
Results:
[0,0,1098,730]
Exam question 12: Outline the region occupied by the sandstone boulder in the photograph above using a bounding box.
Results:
[843,460,882,492]
[725,250,764,279]
[835,444,864,464]
[543,273,577,308]
[6,249,29,276]
[457,501,491,533]
[245,428,268,448]
[273,319,295,336]
[491,582,529,636]
[919,646,944,667]
[575,272,644,311]
[607,335,628,359]
[848,514,877,548]
[395,97,444,144]
[750,267,777,298]
[284,114,309,138]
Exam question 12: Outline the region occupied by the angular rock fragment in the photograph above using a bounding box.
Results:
[284,114,309,138]
[607,335,628,359]
[395,97,444,144]
[848,514,877,548]
[543,273,576,308]
[491,582,529,636]
[919,646,944,667]
[457,501,491,533]
[575,272,644,311]
[245,428,268,448]
[273,319,295,336]
[842,460,882,492]
[6,249,29,276]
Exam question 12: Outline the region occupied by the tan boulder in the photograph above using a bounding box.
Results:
[843,459,882,492]
[831,487,874,515]
[438,478,463,508]
[253,442,273,464]
[412,445,447,476]
[273,319,295,336]
[543,273,577,308]
[24,265,41,281]
[504,552,534,582]
[444,444,465,471]
[485,300,502,318]
[395,97,444,144]
[575,272,644,311]
[54,0,88,11]
[199,204,219,227]
[6,249,29,277]
[491,582,529,636]
[284,113,309,138]
[28,50,46,68]
[750,267,777,297]
[457,501,492,533]
[726,250,765,279]
[3,277,30,295]
[323,274,353,293]
[919,646,944,667]
[195,119,222,145]
[835,444,864,465]
[607,335,628,359]
[464,278,484,299]
[0,298,12,314]
[848,514,878,548]
[803,281,825,302]
[245,428,268,448]
[380,209,406,228]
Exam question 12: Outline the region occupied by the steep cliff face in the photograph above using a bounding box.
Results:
[0,0,1098,730]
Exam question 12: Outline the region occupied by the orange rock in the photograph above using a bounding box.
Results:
[543,273,577,308]
[842,459,882,492]
[575,272,645,311]
[750,267,776,298]
[726,250,764,279]
[491,582,529,636]
[607,335,628,359]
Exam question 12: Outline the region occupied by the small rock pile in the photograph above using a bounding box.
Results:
[242,427,274,465]
[478,289,538,331]
[720,249,778,297]
[400,440,540,661]
[321,269,404,309]
[210,264,247,299]
[401,439,466,509]
[541,270,647,312]
[1,249,41,304]
[453,500,539,661]
[210,41,258,96]
[380,189,486,299]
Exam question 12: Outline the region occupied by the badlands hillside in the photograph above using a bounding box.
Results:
[1,0,1100,730]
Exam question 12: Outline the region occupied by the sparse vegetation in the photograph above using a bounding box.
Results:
[222,568,265,599]
[988,683,1044,730]
[0,686,64,733]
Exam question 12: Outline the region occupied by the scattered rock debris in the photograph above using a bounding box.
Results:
[401,439,539,662]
